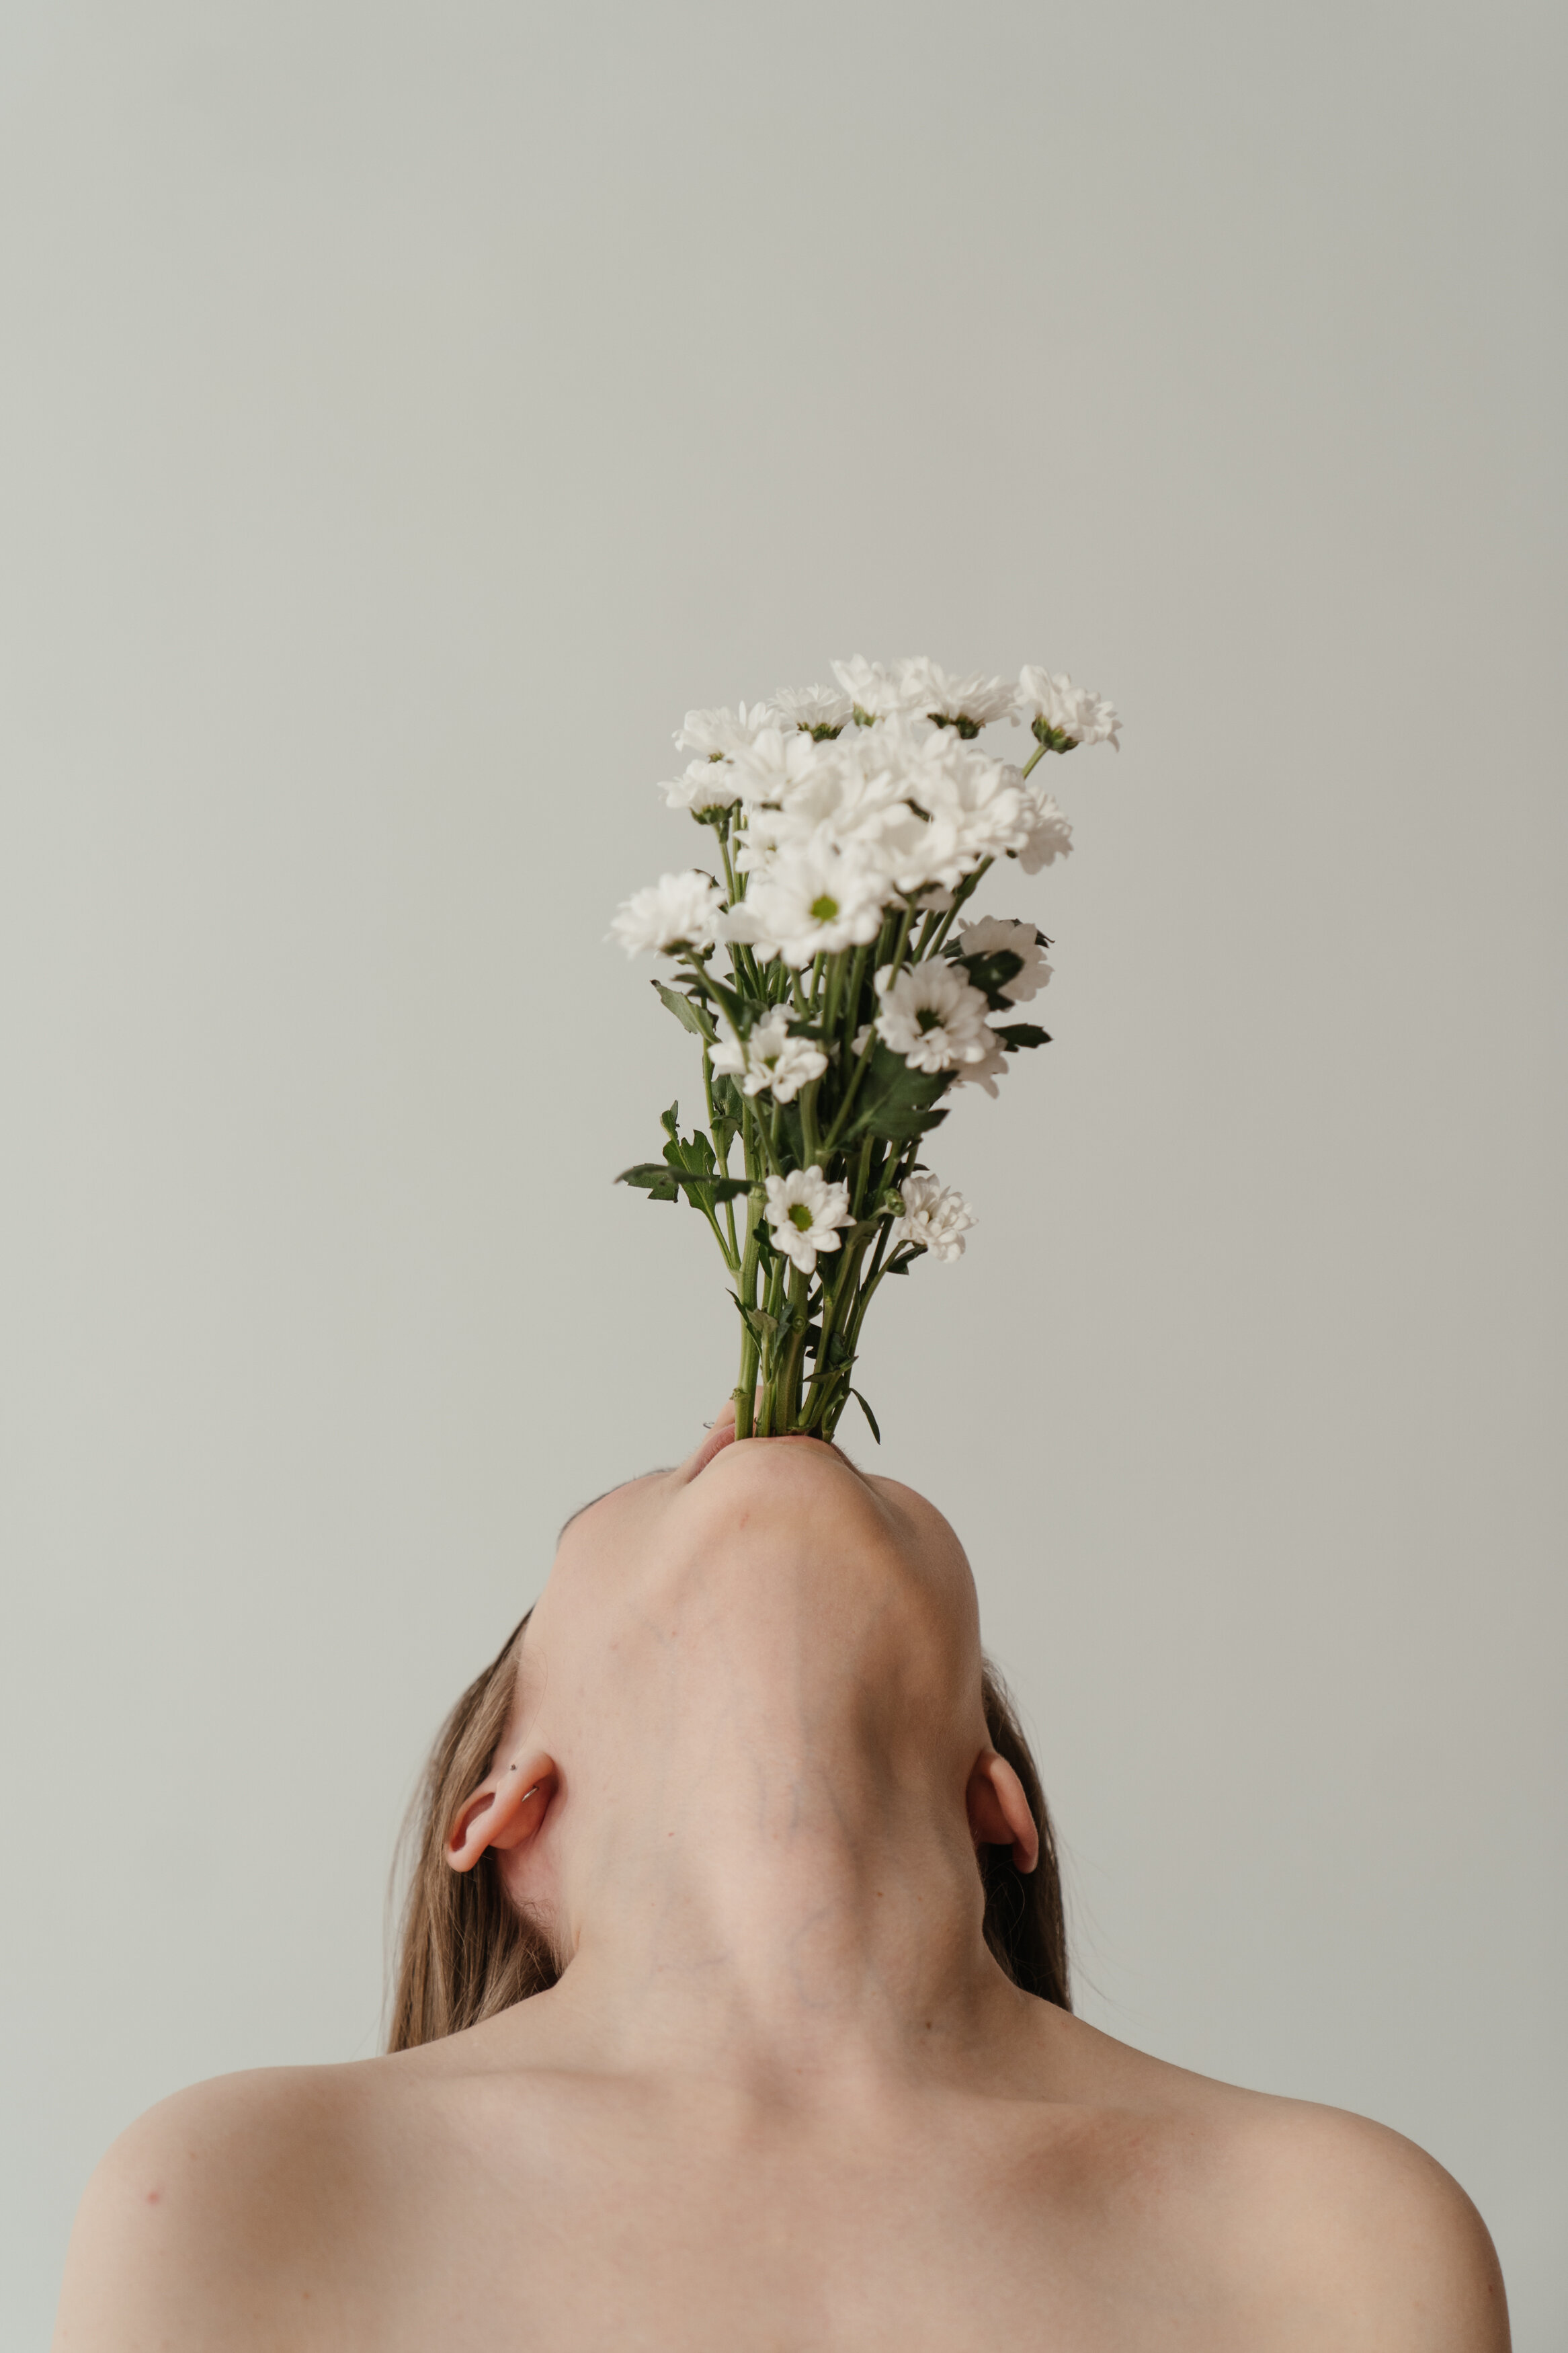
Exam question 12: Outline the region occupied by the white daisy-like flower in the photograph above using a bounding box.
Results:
[954,916,1053,1002]
[673,701,778,756]
[610,869,724,957]
[889,1172,977,1262]
[796,720,975,895]
[860,802,964,897]
[764,1165,853,1274]
[951,1031,1009,1098]
[830,654,915,720]
[1014,787,1074,874]
[899,658,1016,732]
[915,748,1031,870]
[743,840,888,967]
[770,682,852,733]
[710,1010,828,1104]
[659,757,742,813]
[1015,668,1120,750]
[723,724,827,812]
[873,959,993,1072]
[716,895,782,961]
[739,732,910,861]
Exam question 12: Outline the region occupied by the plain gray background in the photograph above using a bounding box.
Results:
[3,0,1563,2341]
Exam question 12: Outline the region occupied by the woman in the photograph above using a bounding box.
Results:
[54,1412,1510,2349]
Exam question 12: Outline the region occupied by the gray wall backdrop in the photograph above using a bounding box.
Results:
[3,1,1563,2342]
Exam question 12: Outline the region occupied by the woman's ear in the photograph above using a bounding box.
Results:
[445,1754,557,1874]
[965,1748,1040,1874]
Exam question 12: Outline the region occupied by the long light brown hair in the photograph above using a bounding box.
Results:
[388,1613,1071,2051]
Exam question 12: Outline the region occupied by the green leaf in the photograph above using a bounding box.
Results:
[659,1102,681,1143]
[663,1127,716,1176]
[653,980,717,1042]
[729,1293,778,1345]
[994,1022,1052,1051]
[681,968,751,1036]
[842,1037,952,1145]
[948,947,1025,1007]
[618,1162,751,1203]
[875,1101,950,1141]
[617,1162,682,1202]
[851,1389,882,1443]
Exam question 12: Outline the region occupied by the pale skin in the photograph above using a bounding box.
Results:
[54,1412,1510,2351]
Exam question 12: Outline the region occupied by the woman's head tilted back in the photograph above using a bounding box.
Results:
[390,1425,1069,2051]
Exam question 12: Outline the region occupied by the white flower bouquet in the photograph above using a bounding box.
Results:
[613,655,1119,1442]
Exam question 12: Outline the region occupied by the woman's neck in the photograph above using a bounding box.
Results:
[487,1439,1036,2093]
[523,1687,1022,2091]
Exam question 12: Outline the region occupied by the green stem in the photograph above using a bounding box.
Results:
[817,906,917,1160]
[799,1081,821,1167]
[732,1174,761,1437]
[819,948,841,1038]
[798,1225,872,1427]
[778,1263,812,1425]
[702,1050,740,1263]
[743,1096,784,1179]
[926,859,991,957]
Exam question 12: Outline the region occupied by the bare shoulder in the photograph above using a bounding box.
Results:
[1217,2095,1511,2352]
[1043,2013,1510,2351]
[52,2061,380,2351]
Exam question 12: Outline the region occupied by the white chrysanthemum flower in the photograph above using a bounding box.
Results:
[830,654,915,720]
[859,802,964,896]
[770,682,852,733]
[673,701,778,756]
[889,1172,977,1262]
[764,1164,853,1274]
[861,719,1026,882]
[739,733,911,862]
[610,869,724,957]
[723,724,827,812]
[918,749,1031,869]
[951,1031,1009,1098]
[899,658,1016,732]
[659,757,742,813]
[1015,667,1121,750]
[743,841,888,967]
[874,959,993,1072]
[716,896,782,960]
[955,916,1053,1002]
[1014,787,1074,874]
[710,1010,828,1105]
